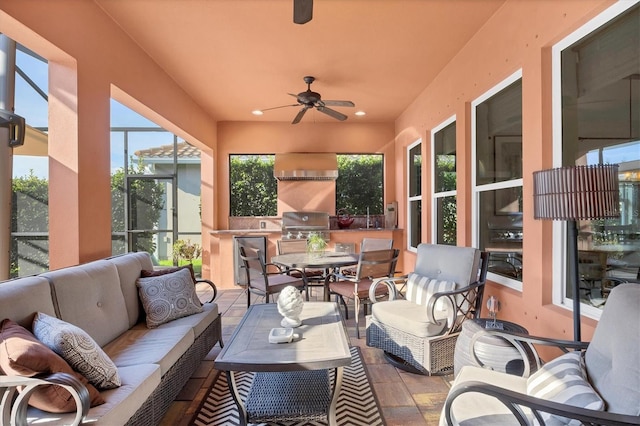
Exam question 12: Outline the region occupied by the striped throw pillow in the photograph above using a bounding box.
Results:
[526,351,604,425]
[404,273,455,312]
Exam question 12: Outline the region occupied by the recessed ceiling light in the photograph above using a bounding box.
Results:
[252,110,264,116]
[355,111,366,116]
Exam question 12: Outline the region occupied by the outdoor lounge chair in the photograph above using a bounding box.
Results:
[440,282,640,425]
[366,243,489,375]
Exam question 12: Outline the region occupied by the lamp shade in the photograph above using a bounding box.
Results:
[533,164,620,220]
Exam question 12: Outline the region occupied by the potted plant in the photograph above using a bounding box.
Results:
[173,239,202,266]
[306,232,327,257]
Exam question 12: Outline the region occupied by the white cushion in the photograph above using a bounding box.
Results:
[527,351,604,425]
[136,268,203,328]
[32,312,121,390]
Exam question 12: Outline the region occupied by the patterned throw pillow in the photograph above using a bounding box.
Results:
[0,318,105,412]
[33,312,121,390]
[136,267,203,328]
[526,351,604,425]
[404,273,455,312]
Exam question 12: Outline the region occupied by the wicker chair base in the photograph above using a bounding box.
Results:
[366,315,458,376]
[125,313,222,426]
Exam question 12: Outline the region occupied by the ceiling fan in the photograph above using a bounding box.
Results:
[293,0,313,24]
[260,76,355,124]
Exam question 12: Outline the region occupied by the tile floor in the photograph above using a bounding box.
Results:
[159,287,453,425]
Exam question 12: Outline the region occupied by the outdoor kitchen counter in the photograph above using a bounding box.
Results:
[208,228,403,290]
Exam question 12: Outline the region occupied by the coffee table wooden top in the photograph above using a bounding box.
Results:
[215,302,351,372]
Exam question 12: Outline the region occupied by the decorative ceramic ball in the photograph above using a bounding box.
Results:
[277,286,304,328]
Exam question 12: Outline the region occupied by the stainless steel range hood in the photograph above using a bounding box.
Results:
[274,153,338,181]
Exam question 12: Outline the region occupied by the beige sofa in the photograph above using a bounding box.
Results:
[0,252,222,425]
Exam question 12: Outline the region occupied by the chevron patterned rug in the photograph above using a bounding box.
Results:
[191,346,385,425]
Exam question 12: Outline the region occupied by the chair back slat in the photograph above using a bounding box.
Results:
[277,239,308,254]
[355,249,399,280]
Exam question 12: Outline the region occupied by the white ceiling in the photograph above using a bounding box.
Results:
[95,0,506,124]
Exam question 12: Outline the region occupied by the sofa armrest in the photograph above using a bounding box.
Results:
[1,372,90,426]
[443,380,640,426]
[195,278,218,303]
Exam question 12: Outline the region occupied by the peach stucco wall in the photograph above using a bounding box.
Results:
[216,121,396,228]
[0,0,625,345]
[0,1,217,268]
[394,0,616,343]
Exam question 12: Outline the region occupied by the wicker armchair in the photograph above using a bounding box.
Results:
[441,283,640,425]
[366,244,489,375]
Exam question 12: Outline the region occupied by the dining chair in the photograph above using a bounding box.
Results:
[238,245,309,308]
[328,248,400,338]
[342,237,394,276]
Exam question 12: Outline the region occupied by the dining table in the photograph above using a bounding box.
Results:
[271,251,359,301]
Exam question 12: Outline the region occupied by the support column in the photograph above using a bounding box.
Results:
[0,35,16,280]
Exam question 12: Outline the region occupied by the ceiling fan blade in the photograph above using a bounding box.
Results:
[260,104,299,112]
[293,0,313,24]
[317,106,347,121]
[292,106,310,124]
[322,100,355,107]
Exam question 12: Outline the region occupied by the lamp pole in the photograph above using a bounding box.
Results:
[568,219,581,341]
[0,35,16,280]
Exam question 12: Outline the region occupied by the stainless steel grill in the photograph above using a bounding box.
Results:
[281,211,330,240]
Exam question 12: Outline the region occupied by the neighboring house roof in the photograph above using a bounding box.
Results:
[135,142,200,160]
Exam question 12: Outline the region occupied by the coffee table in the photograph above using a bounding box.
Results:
[214,302,351,425]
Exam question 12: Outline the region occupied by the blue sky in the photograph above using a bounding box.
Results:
[12,48,174,179]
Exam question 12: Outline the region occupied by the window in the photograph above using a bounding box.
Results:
[554,2,639,314]
[336,154,383,215]
[432,118,457,245]
[408,140,422,251]
[10,43,49,278]
[229,155,277,216]
[472,71,523,290]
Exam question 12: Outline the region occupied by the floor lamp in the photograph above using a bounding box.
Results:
[533,164,620,341]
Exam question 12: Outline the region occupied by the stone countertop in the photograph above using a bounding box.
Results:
[209,228,402,234]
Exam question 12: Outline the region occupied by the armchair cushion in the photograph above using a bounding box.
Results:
[527,351,604,425]
[371,300,447,338]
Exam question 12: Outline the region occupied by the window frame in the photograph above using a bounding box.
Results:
[471,69,524,292]
[407,139,422,252]
[431,115,457,245]
[551,0,639,319]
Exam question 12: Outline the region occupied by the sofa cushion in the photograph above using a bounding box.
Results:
[136,268,203,328]
[0,276,57,329]
[527,351,604,425]
[0,318,105,413]
[107,252,155,329]
[33,312,121,390]
[41,260,130,347]
[103,325,194,375]
[25,363,161,425]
